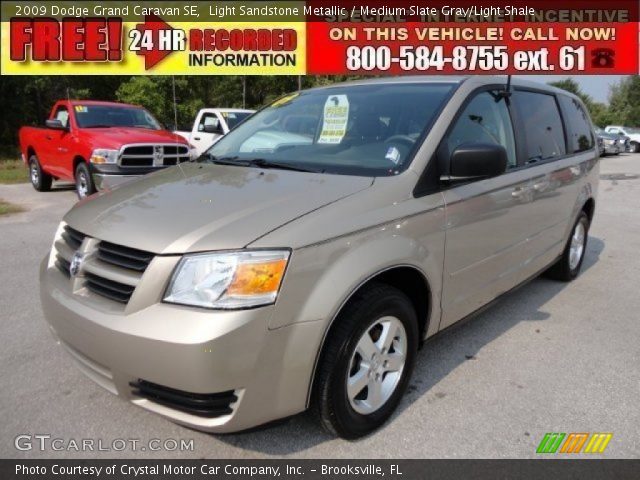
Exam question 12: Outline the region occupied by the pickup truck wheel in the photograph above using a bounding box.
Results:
[29,155,52,192]
[546,211,590,282]
[312,283,418,439]
[631,142,640,153]
[75,162,96,199]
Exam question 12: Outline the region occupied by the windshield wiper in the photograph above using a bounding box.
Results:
[210,156,319,173]
[84,124,116,128]
[245,158,319,173]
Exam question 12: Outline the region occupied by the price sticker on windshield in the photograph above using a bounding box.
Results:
[318,95,350,144]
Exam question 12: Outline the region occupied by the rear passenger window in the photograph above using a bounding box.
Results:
[447,91,517,168]
[513,91,566,162]
[558,96,595,153]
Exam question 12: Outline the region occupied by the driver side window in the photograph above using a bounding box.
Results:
[54,106,69,128]
[447,92,517,168]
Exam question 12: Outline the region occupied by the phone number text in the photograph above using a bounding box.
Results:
[346,45,586,72]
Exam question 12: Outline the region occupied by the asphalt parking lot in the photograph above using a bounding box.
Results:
[1,154,639,459]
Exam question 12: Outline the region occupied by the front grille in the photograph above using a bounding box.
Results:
[97,242,154,272]
[55,254,71,277]
[52,224,155,305]
[61,225,86,250]
[85,272,136,303]
[120,144,190,168]
[130,380,237,418]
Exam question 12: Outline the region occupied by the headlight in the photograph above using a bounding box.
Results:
[188,143,198,160]
[90,148,119,164]
[604,139,615,145]
[164,250,290,309]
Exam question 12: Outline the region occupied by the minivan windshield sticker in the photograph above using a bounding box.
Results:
[318,94,349,144]
[385,146,401,165]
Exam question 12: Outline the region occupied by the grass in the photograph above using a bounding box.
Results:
[0,199,25,216]
[0,159,29,184]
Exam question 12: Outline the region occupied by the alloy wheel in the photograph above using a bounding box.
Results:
[346,316,407,415]
[569,221,586,270]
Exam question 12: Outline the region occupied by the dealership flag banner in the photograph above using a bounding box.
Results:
[1,1,639,75]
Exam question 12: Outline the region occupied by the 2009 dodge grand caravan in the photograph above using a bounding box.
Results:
[40,76,598,439]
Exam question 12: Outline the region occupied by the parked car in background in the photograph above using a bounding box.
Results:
[595,127,622,156]
[175,108,255,156]
[40,77,598,438]
[19,100,193,198]
[596,135,605,157]
[605,125,640,152]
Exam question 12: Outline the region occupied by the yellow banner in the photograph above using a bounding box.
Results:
[1,1,306,75]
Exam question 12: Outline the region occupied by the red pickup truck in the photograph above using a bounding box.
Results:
[19,100,193,198]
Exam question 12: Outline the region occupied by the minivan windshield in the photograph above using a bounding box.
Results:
[202,83,455,176]
[75,105,162,130]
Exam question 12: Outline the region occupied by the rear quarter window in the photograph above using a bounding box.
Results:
[558,95,595,153]
[513,90,566,163]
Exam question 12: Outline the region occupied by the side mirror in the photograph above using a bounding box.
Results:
[45,119,67,130]
[444,143,508,182]
[203,123,223,135]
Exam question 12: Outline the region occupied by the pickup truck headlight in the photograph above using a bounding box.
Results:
[164,250,290,309]
[188,143,198,160]
[90,149,119,164]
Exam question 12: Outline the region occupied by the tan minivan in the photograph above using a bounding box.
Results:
[40,76,598,438]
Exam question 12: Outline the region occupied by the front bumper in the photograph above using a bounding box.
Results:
[603,143,620,155]
[92,173,144,191]
[39,256,322,432]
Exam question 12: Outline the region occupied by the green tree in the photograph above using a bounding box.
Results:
[607,76,640,126]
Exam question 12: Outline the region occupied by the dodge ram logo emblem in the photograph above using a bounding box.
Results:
[154,146,163,164]
[70,252,84,277]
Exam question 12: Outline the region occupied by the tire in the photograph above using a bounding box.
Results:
[312,283,418,439]
[75,162,96,199]
[546,211,590,281]
[633,142,640,153]
[28,155,52,192]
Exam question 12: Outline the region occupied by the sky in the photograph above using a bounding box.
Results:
[519,75,628,104]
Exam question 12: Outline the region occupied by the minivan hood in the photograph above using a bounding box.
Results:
[79,127,188,150]
[64,163,374,254]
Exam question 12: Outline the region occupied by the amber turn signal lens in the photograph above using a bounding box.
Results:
[227,259,288,296]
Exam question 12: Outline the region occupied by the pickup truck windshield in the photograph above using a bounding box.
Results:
[223,112,252,129]
[74,105,162,130]
[204,83,454,176]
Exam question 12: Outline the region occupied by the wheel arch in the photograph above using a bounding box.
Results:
[582,197,595,223]
[73,155,87,176]
[306,263,432,407]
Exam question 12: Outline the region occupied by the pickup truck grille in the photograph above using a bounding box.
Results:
[53,224,155,306]
[120,144,190,168]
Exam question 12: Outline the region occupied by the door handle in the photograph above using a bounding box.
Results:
[193,137,201,141]
[46,135,53,140]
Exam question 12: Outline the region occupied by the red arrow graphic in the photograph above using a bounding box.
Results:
[133,15,176,70]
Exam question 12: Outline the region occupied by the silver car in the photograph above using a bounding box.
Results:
[40,76,598,438]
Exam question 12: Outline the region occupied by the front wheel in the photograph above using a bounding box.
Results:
[546,211,590,281]
[75,162,96,199]
[312,283,418,439]
[29,155,52,192]
[631,142,640,153]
